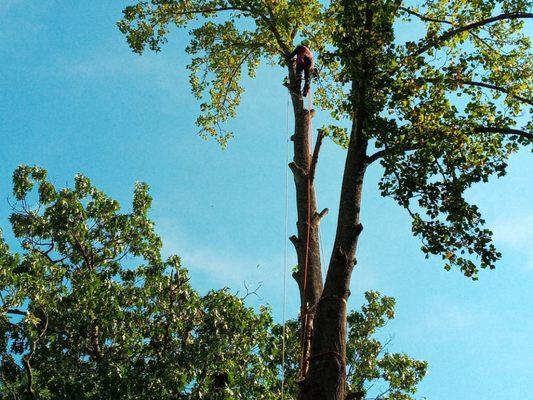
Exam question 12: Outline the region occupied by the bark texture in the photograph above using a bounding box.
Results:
[299,64,369,400]
[287,62,324,312]
[286,61,326,391]
[288,5,371,392]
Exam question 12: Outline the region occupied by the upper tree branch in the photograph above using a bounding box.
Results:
[70,234,92,269]
[474,127,532,139]
[367,143,419,164]
[399,6,453,25]
[170,6,251,16]
[422,78,533,105]
[166,3,289,55]
[404,12,533,61]
[367,127,532,164]
[220,44,264,110]
[6,308,28,317]
[366,149,388,164]
[256,2,290,55]
[23,313,48,399]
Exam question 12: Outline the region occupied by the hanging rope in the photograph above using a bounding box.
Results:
[281,93,291,399]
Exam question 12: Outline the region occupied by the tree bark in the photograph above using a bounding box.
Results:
[297,0,375,395]
[301,40,370,397]
[302,112,367,398]
[286,62,324,310]
[287,64,369,399]
[286,61,325,384]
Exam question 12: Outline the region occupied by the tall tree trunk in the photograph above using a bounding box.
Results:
[288,95,324,308]
[302,119,367,399]
[302,75,369,398]
[298,1,374,396]
[286,62,325,382]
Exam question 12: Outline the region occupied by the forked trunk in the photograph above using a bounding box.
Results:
[296,77,369,399]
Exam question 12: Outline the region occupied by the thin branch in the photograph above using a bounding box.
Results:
[70,233,92,269]
[6,309,28,317]
[258,1,290,55]
[473,127,532,139]
[313,208,329,225]
[168,6,251,17]
[23,313,48,399]
[422,77,533,105]
[149,3,289,60]
[367,142,418,164]
[242,280,263,300]
[403,12,533,61]
[0,360,19,399]
[220,44,263,110]
[366,149,388,164]
[33,248,68,264]
[374,387,392,400]
[399,6,453,25]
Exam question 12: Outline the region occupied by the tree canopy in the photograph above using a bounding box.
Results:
[118,0,532,278]
[0,166,426,399]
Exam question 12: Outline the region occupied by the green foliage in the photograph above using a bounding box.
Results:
[268,292,427,400]
[327,0,531,278]
[118,0,323,146]
[0,167,425,399]
[119,0,532,278]
[1,166,277,399]
[345,292,427,400]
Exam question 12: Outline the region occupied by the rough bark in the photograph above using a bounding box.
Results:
[286,64,369,399]
[302,26,371,397]
[286,61,325,389]
[286,62,324,312]
[298,1,375,396]
[302,113,367,398]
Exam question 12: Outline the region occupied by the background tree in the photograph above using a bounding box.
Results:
[0,166,426,399]
[118,0,531,398]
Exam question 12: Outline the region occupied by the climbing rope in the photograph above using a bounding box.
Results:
[281,93,290,399]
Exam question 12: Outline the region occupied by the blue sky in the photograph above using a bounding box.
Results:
[1,1,532,399]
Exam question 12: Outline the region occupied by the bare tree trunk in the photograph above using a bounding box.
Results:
[286,62,325,385]
[296,0,374,395]
[286,63,368,400]
[302,117,367,399]
[286,62,324,310]
[301,72,369,399]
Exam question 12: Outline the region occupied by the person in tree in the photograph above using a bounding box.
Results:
[286,44,314,97]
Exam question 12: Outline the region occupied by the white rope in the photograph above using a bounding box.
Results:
[281,92,290,399]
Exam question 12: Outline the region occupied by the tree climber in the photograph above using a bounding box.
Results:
[285,44,315,97]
